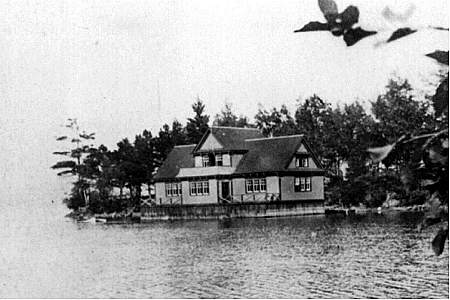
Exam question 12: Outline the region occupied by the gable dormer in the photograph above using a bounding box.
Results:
[288,141,321,169]
[193,129,229,167]
[198,132,223,152]
[192,126,264,168]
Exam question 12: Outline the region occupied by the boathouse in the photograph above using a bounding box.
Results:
[144,126,325,219]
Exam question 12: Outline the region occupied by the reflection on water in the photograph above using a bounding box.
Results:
[0,210,448,298]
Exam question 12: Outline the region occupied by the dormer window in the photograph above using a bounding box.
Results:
[295,156,309,168]
[197,152,228,167]
[216,154,223,166]
[202,155,209,167]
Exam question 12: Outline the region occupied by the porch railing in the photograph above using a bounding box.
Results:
[160,196,183,205]
[220,193,280,204]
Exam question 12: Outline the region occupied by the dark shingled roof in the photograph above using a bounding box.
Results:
[236,135,306,173]
[194,126,264,152]
[154,129,324,181]
[154,144,195,180]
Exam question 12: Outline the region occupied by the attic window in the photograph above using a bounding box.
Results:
[295,156,309,168]
[202,153,220,167]
[216,154,223,166]
[202,155,209,167]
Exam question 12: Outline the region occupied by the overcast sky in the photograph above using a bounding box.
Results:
[0,0,447,211]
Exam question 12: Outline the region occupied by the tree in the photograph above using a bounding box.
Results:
[255,104,297,137]
[185,98,210,144]
[213,103,251,128]
[114,138,146,206]
[368,67,448,256]
[155,120,188,160]
[338,102,377,179]
[372,78,435,144]
[51,118,95,209]
[134,130,160,198]
[294,95,334,166]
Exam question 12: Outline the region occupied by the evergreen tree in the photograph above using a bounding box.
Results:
[51,118,95,209]
[214,103,251,127]
[185,98,210,144]
[255,105,297,137]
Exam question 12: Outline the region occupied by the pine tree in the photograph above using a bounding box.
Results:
[186,98,210,144]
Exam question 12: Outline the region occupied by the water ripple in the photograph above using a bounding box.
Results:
[0,211,448,298]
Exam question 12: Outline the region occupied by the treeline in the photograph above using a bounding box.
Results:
[53,78,445,212]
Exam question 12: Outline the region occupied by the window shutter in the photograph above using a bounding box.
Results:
[223,154,231,166]
[194,156,202,167]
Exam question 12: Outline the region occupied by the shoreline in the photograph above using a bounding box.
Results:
[66,203,428,224]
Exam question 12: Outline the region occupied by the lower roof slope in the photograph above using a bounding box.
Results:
[154,144,195,180]
[154,134,324,181]
[236,135,308,173]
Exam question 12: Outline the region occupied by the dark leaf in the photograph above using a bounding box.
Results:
[343,27,377,46]
[426,50,449,65]
[432,226,449,256]
[294,21,329,32]
[339,5,359,29]
[57,170,74,176]
[79,132,96,140]
[51,160,76,170]
[318,0,338,18]
[386,27,417,43]
[52,151,70,156]
[432,75,449,117]
[56,136,67,141]
[328,5,360,36]
[432,26,449,31]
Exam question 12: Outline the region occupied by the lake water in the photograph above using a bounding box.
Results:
[0,208,448,298]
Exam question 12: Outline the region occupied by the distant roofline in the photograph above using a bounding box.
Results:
[210,126,260,131]
[174,144,197,148]
[245,134,304,142]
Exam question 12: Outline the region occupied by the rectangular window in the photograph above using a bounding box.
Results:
[305,177,311,191]
[246,179,253,193]
[202,181,209,194]
[294,177,312,192]
[202,155,209,167]
[302,157,309,167]
[300,177,306,191]
[294,177,301,192]
[196,182,203,195]
[216,154,223,166]
[166,183,171,196]
[166,182,182,196]
[260,179,266,192]
[253,179,260,192]
[295,156,309,167]
[190,181,209,196]
[246,178,267,193]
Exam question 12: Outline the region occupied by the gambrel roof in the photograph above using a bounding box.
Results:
[154,127,324,181]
